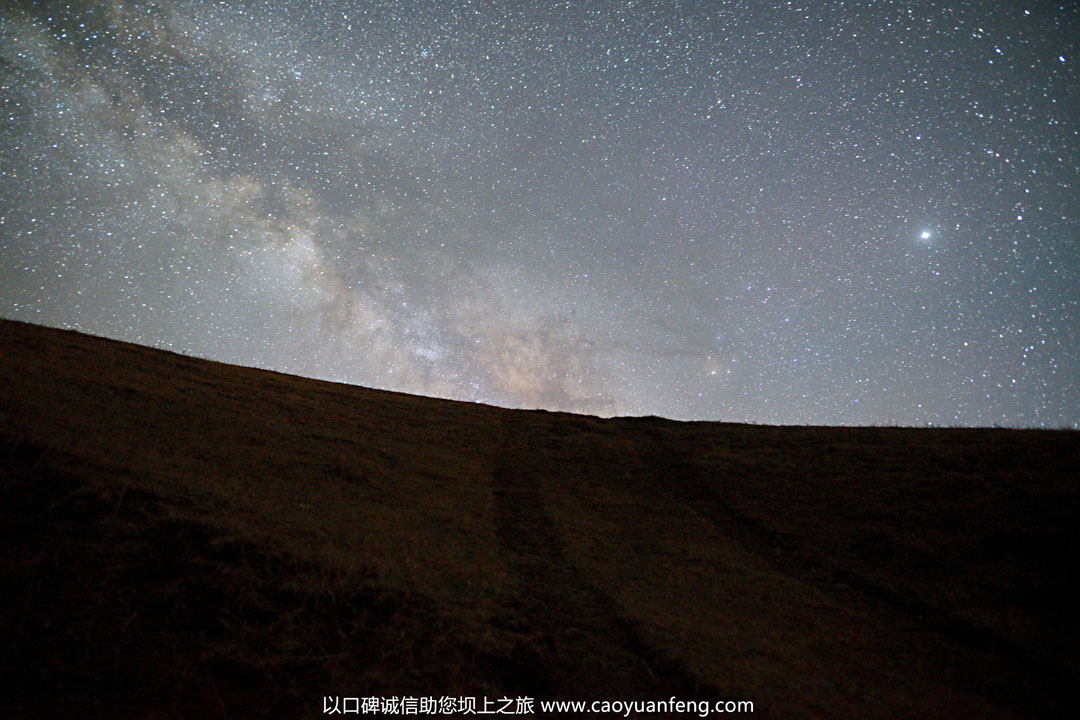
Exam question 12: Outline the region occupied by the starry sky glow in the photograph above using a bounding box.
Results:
[1,0,1077,426]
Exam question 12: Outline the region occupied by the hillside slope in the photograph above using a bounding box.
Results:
[2,318,1077,718]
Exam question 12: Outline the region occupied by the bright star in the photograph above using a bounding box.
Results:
[920,231,931,240]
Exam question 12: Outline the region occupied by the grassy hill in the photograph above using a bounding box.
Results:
[2,318,1077,718]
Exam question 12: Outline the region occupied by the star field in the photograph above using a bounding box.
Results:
[1,0,1077,427]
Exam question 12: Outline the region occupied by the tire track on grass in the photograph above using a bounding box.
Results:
[489,416,717,702]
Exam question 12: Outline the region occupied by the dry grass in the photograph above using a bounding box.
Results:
[1,318,1077,718]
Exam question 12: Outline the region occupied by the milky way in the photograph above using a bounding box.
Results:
[1,1,1077,426]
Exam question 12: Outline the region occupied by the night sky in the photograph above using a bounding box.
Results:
[1,1,1077,427]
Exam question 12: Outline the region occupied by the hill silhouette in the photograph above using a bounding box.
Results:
[2,318,1077,718]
